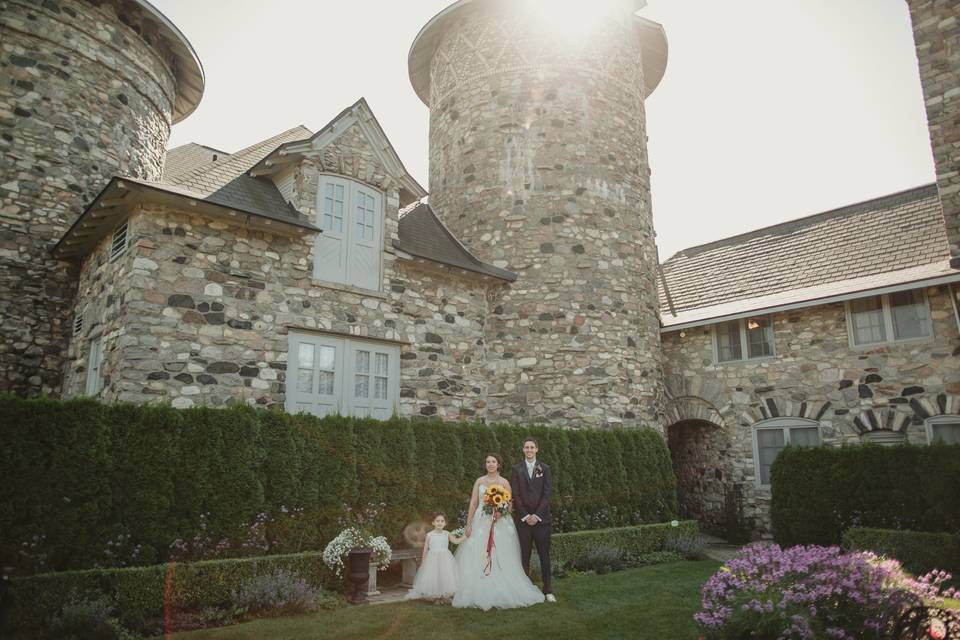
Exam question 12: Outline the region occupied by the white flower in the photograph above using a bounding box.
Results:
[322,527,392,578]
[670,520,679,527]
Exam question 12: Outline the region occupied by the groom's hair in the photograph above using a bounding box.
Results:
[521,436,539,448]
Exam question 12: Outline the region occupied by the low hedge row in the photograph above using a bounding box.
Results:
[550,520,699,566]
[10,551,335,635]
[770,444,960,546]
[843,527,960,578]
[10,520,697,635]
[0,396,677,573]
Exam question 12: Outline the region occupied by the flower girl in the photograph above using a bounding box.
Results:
[404,512,465,602]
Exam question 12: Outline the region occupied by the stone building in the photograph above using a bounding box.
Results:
[1,0,959,535]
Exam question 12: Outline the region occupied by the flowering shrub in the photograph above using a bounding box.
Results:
[230,569,321,617]
[695,544,957,640]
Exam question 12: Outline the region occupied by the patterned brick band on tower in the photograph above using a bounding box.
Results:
[0,0,202,395]
[410,0,668,428]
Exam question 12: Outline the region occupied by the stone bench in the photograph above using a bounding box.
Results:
[366,548,421,596]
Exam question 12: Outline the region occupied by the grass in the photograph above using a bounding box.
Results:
[166,559,720,640]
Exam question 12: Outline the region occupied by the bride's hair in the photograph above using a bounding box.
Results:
[483,452,503,472]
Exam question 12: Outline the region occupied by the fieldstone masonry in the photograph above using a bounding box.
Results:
[661,286,960,533]
[907,0,960,268]
[424,0,664,428]
[0,0,184,395]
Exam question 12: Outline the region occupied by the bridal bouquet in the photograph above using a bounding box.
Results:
[481,484,512,519]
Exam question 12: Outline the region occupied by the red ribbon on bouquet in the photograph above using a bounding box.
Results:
[482,510,499,576]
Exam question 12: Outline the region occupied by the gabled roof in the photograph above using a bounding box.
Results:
[162,142,229,183]
[248,98,427,207]
[395,203,517,281]
[659,184,956,328]
[164,125,313,219]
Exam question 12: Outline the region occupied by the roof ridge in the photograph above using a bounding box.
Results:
[663,183,938,264]
[167,141,230,156]
[172,125,312,187]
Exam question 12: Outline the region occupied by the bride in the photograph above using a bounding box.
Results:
[452,453,545,610]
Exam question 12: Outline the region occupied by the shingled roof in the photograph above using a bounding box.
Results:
[395,203,517,281]
[162,142,229,183]
[161,125,313,222]
[659,184,955,328]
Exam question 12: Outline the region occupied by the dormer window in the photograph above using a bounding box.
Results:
[313,176,383,291]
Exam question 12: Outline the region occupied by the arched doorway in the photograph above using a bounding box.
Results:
[667,418,728,533]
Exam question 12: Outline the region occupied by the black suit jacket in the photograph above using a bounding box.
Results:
[511,461,552,525]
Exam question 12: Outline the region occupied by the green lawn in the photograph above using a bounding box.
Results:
[167,560,719,640]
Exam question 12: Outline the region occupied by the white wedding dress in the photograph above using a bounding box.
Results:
[452,483,545,610]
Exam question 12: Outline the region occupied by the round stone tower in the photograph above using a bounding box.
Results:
[0,0,203,395]
[409,0,668,428]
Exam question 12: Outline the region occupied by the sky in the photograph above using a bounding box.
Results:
[155,0,935,261]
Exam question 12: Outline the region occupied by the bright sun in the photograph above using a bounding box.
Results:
[519,0,635,40]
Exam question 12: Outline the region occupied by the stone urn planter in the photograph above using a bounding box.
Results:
[346,547,373,604]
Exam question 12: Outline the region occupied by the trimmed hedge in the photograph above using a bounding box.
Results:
[0,396,677,573]
[10,520,697,634]
[9,550,336,635]
[549,520,699,566]
[843,527,960,578]
[770,444,960,546]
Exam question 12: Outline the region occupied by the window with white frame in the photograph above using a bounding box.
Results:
[110,222,129,262]
[926,415,960,445]
[286,331,399,419]
[847,290,932,347]
[752,418,821,487]
[85,337,104,396]
[313,176,383,291]
[714,315,774,363]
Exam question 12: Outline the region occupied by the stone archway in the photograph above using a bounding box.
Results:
[666,417,728,533]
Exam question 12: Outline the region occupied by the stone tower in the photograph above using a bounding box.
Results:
[905,0,960,269]
[409,0,668,428]
[0,0,203,395]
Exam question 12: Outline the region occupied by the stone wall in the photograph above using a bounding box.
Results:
[0,0,180,395]
[661,285,960,535]
[63,203,496,421]
[424,1,664,428]
[907,0,960,267]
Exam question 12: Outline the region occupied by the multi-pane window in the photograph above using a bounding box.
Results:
[110,222,129,262]
[753,418,821,486]
[847,290,932,346]
[355,192,376,242]
[314,176,383,291]
[926,416,960,445]
[322,183,345,233]
[715,315,774,363]
[287,332,398,419]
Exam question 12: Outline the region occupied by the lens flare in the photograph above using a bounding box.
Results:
[520,0,634,40]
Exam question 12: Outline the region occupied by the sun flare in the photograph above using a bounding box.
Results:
[519,0,635,40]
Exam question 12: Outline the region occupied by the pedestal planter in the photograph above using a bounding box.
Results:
[347,548,373,604]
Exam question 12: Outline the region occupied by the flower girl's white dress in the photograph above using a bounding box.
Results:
[452,483,545,610]
[404,530,459,600]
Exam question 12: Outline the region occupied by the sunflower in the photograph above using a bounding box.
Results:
[493,495,503,505]
[503,491,512,501]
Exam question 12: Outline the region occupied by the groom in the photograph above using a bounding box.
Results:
[511,436,556,602]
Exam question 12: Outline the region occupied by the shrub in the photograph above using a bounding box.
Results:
[770,443,960,546]
[533,520,698,574]
[48,591,140,640]
[695,544,957,640]
[665,530,705,559]
[10,551,336,636]
[571,546,624,574]
[230,569,321,617]
[0,396,677,574]
[843,527,960,579]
